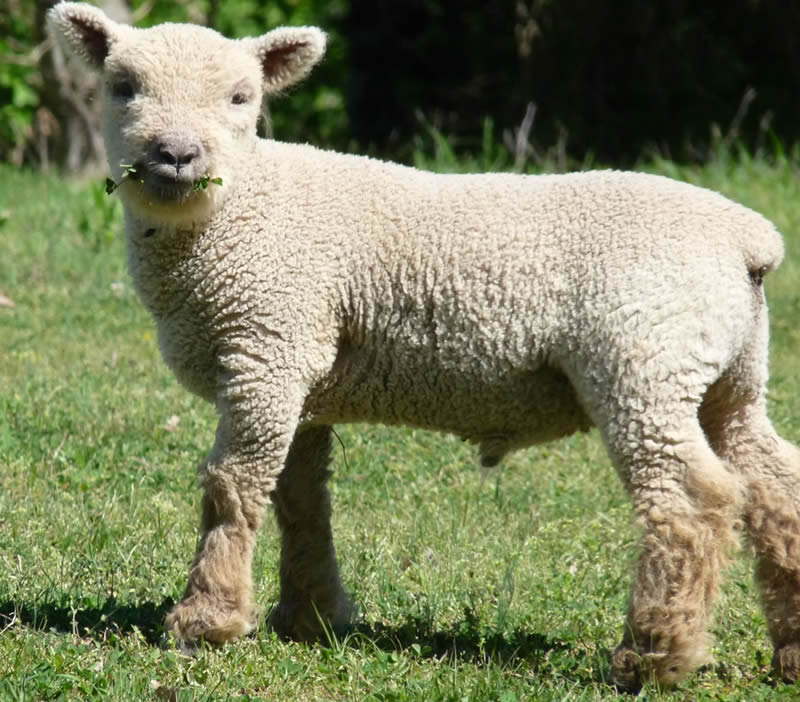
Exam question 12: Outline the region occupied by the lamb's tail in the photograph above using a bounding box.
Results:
[741,214,784,282]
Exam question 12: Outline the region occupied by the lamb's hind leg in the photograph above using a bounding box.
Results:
[591,400,741,691]
[267,425,354,641]
[701,389,800,683]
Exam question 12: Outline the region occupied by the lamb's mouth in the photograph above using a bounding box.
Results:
[111,163,221,203]
[144,165,198,202]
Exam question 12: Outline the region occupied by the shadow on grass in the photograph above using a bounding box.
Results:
[352,617,559,660]
[0,596,174,645]
[347,616,612,686]
[0,598,611,684]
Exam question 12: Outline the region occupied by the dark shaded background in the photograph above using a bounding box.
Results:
[346,0,799,163]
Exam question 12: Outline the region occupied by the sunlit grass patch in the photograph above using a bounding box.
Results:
[1,152,799,699]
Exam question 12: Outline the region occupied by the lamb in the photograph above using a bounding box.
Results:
[47,2,800,691]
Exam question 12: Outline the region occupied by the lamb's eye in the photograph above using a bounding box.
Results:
[231,92,248,105]
[111,79,135,100]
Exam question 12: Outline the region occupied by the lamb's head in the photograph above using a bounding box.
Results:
[47,2,326,225]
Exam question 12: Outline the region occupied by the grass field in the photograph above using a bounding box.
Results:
[1,150,800,701]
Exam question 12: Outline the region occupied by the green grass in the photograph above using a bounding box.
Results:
[1,151,799,701]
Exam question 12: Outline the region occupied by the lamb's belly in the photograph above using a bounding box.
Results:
[306,357,592,448]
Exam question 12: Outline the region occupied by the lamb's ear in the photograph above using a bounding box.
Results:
[248,27,326,95]
[47,1,120,70]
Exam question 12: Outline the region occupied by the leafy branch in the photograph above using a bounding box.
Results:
[104,166,223,195]
[104,164,141,194]
[192,175,224,191]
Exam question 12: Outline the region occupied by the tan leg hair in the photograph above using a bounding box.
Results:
[701,390,800,683]
[610,434,740,692]
[267,425,354,641]
[165,470,266,646]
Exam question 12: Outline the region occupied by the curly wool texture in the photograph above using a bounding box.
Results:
[49,2,800,691]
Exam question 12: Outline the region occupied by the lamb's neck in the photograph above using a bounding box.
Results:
[122,210,210,320]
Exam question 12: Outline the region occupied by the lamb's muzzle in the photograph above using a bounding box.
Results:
[144,129,208,199]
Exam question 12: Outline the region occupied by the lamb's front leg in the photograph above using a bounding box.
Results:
[165,468,266,645]
[267,425,354,641]
[165,411,292,648]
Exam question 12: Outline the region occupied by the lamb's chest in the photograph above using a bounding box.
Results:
[127,233,221,403]
[155,310,218,402]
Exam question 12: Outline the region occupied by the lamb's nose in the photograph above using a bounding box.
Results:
[150,129,205,173]
[157,140,200,169]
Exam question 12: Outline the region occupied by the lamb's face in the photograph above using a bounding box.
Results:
[100,25,264,220]
[47,2,326,225]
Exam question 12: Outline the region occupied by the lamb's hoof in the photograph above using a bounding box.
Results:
[772,643,800,683]
[160,631,200,657]
[610,644,644,695]
[267,595,356,643]
[164,595,257,648]
[611,639,704,692]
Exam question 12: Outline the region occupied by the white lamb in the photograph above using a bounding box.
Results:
[48,2,800,691]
